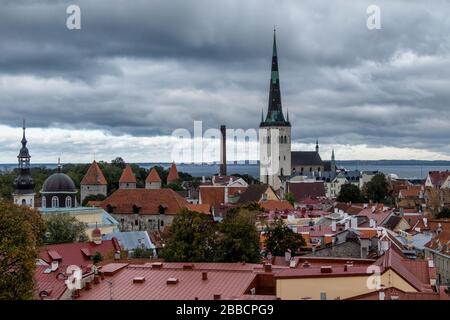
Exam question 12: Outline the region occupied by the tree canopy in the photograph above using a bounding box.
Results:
[364,173,389,202]
[436,207,450,219]
[0,202,46,300]
[161,208,261,263]
[44,213,88,244]
[265,218,305,256]
[160,210,217,262]
[337,184,363,203]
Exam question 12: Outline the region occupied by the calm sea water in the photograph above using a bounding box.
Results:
[2,162,449,180]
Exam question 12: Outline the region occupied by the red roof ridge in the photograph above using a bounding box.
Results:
[167,162,179,184]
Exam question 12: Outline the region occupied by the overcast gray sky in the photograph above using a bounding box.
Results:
[1,0,450,163]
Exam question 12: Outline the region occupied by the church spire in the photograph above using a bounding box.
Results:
[316,139,319,153]
[260,29,290,127]
[331,148,335,161]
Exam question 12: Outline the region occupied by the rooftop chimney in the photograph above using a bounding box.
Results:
[264,263,272,273]
[213,294,221,300]
[166,278,179,285]
[219,125,227,176]
[202,272,208,281]
[133,277,145,284]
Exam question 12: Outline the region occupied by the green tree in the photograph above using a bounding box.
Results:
[436,207,450,219]
[364,173,389,202]
[131,247,154,259]
[284,192,296,206]
[0,202,46,300]
[111,157,126,169]
[160,210,217,262]
[215,210,261,263]
[337,184,363,203]
[44,213,88,244]
[166,182,183,191]
[92,251,103,264]
[265,219,305,256]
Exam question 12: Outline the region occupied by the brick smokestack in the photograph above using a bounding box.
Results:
[220,125,227,176]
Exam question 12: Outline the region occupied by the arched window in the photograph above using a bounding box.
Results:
[42,196,46,208]
[51,196,59,208]
[268,136,271,144]
[65,196,72,208]
[21,199,26,205]
[284,136,288,144]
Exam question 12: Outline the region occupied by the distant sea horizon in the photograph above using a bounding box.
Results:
[1,160,450,180]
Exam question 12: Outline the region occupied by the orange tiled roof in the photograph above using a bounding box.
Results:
[186,203,211,214]
[260,200,293,212]
[146,167,161,183]
[119,165,136,184]
[100,188,188,215]
[199,186,247,206]
[167,162,179,184]
[81,161,107,185]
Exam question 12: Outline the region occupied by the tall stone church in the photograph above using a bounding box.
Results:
[259,31,335,190]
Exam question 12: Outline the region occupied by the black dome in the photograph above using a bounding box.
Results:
[41,173,76,193]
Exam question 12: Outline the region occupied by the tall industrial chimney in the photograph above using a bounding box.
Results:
[219,125,227,176]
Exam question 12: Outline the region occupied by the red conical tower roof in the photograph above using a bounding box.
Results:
[167,162,179,184]
[81,160,107,185]
[119,164,136,184]
[146,167,161,183]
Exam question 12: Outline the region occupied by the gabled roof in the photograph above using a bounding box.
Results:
[167,162,179,184]
[119,165,136,184]
[146,167,161,183]
[291,151,323,166]
[100,189,188,215]
[199,186,246,206]
[237,184,271,204]
[427,171,450,188]
[424,231,450,256]
[81,161,107,185]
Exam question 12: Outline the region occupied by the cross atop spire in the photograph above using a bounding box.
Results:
[260,29,290,127]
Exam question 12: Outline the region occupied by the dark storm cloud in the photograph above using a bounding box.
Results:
[0,0,450,157]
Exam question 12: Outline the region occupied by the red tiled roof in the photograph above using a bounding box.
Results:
[86,200,103,207]
[77,262,286,300]
[34,265,68,300]
[146,167,161,183]
[287,182,325,201]
[167,162,179,184]
[199,186,246,206]
[119,165,136,184]
[428,171,450,188]
[100,188,188,215]
[39,239,121,267]
[399,186,422,198]
[260,200,293,212]
[81,161,107,185]
[186,203,211,214]
[425,231,450,255]
[356,207,394,226]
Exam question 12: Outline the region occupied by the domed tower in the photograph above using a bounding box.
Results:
[40,160,78,209]
[259,30,291,190]
[13,120,36,207]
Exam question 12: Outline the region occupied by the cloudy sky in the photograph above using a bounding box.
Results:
[1,0,450,163]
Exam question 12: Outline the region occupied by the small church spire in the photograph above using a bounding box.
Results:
[331,148,335,161]
[286,109,289,122]
[315,139,319,153]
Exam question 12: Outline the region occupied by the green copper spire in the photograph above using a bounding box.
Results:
[260,29,290,127]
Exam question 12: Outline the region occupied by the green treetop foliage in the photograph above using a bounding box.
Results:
[215,210,261,263]
[363,173,389,203]
[44,213,88,244]
[160,209,217,262]
[0,202,46,300]
[265,218,306,256]
[337,184,364,203]
[82,194,106,206]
